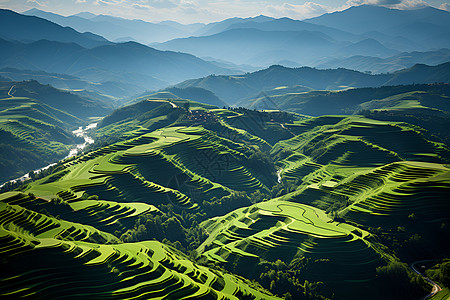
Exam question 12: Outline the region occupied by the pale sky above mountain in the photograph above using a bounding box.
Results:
[0,0,449,23]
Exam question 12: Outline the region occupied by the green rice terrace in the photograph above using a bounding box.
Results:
[1,95,449,299]
[0,96,83,182]
[0,194,275,299]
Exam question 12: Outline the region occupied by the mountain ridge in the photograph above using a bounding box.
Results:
[0,8,110,48]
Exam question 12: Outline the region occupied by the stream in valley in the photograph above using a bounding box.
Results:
[0,123,97,188]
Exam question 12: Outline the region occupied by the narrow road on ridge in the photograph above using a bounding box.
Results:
[410,260,442,300]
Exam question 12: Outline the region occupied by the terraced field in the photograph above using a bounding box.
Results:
[343,161,450,225]
[198,198,386,283]
[0,195,277,299]
[0,191,159,233]
[2,97,449,299]
[274,116,449,168]
[0,96,84,182]
[26,126,266,212]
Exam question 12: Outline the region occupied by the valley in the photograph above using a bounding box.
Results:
[0,3,449,300]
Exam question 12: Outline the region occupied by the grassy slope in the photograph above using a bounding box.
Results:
[240,83,450,116]
[1,96,448,299]
[0,193,277,300]
[175,63,450,106]
[198,115,449,298]
[0,80,115,182]
[0,96,82,182]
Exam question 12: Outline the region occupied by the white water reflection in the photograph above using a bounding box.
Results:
[0,123,97,188]
[66,123,97,159]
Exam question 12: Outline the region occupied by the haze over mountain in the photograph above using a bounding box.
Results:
[1,3,450,299]
[306,5,450,53]
[155,28,344,66]
[154,5,450,70]
[0,9,239,98]
[24,8,203,44]
[174,62,450,105]
[24,5,450,73]
[316,48,450,73]
[191,15,274,36]
[0,9,109,48]
[306,5,450,37]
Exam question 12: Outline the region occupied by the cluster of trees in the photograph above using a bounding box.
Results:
[244,151,277,187]
[202,191,252,217]
[426,259,450,288]
[258,260,329,299]
[120,203,208,256]
[375,261,429,299]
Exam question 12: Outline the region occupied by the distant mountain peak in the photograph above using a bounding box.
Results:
[23,8,41,14]
[250,15,274,22]
[72,11,97,19]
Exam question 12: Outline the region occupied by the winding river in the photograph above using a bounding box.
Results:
[0,123,97,188]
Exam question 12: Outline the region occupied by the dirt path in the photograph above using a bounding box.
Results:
[147,99,178,108]
[7,85,15,97]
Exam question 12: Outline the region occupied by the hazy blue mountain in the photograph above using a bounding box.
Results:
[0,38,234,96]
[59,41,233,83]
[306,5,450,34]
[316,48,450,74]
[175,62,450,105]
[0,9,109,48]
[306,5,450,50]
[24,8,198,44]
[89,14,197,43]
[0,68,145,100]
[155,28,340,66]
[224,17,358,42]
[336,38,399,58]
[73,11,96,19]
[193,15,274,36]
[384,62,450,86]
[381,21,450,50]
[175,65,386,104]
[156,21,402,67]
[158,20,204,33]
[361,31,426,52]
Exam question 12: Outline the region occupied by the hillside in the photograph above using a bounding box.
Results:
[23,8,200,44]
[241,83,450,113]
[0,9,109,48]
[0,80,112,119]
[0,192,276,299]
[316,48,450,74]
[154,6,450,68]
[306,5,450,49]
[0,38,235,97]
[0,80,112,182]
[2,90,449,298]
[155,28,341,66]
[0,68,154,100]
[1,4,450,300]
[175,63,450,105]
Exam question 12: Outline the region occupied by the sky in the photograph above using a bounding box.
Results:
[1,0,449,23]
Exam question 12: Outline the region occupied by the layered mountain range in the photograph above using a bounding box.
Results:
[1,5,445,99]
[1,3,450,299]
